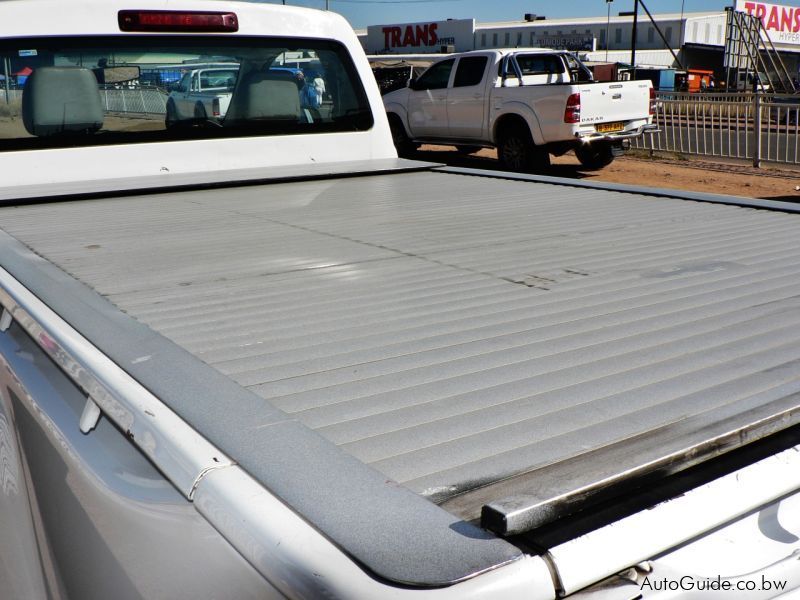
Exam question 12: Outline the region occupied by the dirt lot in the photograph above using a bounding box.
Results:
[2,107,799,201]
[416,145,800,203]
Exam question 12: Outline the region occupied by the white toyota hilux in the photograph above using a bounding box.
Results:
[1,2,800,600]
[384,49,658,171]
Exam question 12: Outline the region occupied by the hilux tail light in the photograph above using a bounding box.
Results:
[118,11,239,32]
[649,87,656,115]
[212,98,221,117]
[564,93,581,124]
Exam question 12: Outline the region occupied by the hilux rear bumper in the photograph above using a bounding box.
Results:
[575,123,660,144]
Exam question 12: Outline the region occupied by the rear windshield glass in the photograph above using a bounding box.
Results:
[516,54,564,76]
[0,36,373,151]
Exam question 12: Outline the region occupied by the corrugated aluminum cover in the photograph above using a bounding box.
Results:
[3,170,800,532]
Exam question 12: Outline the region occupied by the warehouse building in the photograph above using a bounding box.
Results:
[357,2,800,77]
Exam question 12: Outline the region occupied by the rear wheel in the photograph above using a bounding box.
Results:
[497,129,550,174]
[574,142,615,170]
[165,100,179,129]
[194,103,208,121]
[388,114,418,157]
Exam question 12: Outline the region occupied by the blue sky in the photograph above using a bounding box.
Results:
[259,0,759,28]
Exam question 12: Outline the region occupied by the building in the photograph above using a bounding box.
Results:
[357,2,800,79]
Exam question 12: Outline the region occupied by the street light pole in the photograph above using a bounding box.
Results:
[606,0,613,62]
[630,0,639,80]
[2,57,10,105]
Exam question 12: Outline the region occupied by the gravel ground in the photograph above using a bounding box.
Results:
[416,145,800,203]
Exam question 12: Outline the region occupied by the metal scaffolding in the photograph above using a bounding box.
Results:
[723,7,796,93]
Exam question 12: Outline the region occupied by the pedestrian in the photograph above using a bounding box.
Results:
[294,69,305,91]
[312,72,326,107]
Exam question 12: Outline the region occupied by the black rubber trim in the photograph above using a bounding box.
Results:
[437,165,800,214]
[0,158,442,205]
[0,215,522,588]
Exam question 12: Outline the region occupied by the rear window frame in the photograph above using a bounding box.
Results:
[0,34,374,152]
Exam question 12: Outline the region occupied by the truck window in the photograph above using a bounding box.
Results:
[199,69,238,91]
[0,35,373,151]
[564,53,594,83]
[516,54,562,76]
[414,59,455,90]
[453,56,488,88]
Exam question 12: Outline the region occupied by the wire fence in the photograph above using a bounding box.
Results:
[1,89,22,105]
[99,86,167,115]
[632,91,800,167]
[4,86,168,116]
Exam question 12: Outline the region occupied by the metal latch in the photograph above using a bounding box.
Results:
[0,308,12,332]
[79,396,102,434]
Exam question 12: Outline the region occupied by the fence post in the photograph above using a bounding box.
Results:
[753,92,762,168]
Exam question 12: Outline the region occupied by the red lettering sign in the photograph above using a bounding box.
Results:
[739,1,800,33]
[767,5,779,29]
[381,22,441,48]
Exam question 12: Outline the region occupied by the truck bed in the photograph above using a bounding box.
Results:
[3,167,800,537]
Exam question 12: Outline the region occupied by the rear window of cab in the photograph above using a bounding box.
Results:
[0,35,373,151]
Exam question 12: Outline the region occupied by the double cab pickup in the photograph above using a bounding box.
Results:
[383,48,657,171]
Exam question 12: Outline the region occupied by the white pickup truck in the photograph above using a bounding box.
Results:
[383,49,657,171]
[166,65,239,126]
[2,2,800,599]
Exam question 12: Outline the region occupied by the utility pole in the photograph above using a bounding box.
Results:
[630,0,639,80]
[3,58,10,105]
[605,0,613,62]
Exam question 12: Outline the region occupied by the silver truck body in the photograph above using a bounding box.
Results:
[2,1,800,599]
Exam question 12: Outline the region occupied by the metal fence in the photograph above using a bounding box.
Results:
[99,86,167,115]
[633,91,800,167]
[1,89,22,104]
[4,87,167,115]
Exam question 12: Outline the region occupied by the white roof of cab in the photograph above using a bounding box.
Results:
[0,0,351,39]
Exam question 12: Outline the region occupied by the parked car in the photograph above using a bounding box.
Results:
[166,66,239,126]
[383,48,657,171]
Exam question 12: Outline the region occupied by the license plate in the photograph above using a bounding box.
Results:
[596,121,624,133]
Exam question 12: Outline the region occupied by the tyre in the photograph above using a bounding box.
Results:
[497,128,550,174]
[165,100,179,129]
[574,142,615,170]
[388,115,418,157]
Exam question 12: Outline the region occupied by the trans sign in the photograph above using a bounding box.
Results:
[736,0,800,45]
[365,18,475,53]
